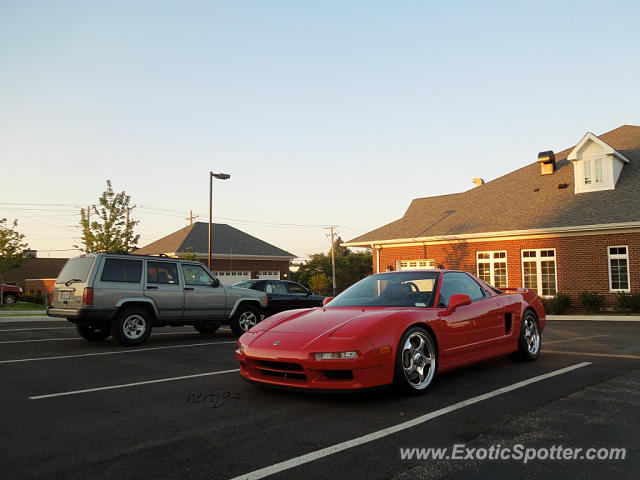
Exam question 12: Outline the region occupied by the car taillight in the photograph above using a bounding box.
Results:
[83,287,94,306]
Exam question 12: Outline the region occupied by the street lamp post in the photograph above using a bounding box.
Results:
[209,171,231,270]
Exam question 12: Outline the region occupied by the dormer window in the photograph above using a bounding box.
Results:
[583,155,604,185]
[568,132,630,194]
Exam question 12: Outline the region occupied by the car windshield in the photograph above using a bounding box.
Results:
[328,271,439,307]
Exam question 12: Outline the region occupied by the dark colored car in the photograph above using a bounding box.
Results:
[232,280,325,318]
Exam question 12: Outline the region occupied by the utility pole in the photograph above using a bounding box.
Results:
[325,226,337,296]
[186,210,199,225]
[125,205,136,251]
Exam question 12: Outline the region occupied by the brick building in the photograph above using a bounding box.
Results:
[135,222,294,285]
[344,125,640,310]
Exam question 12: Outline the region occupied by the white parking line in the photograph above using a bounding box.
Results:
[230,362,592,480]
[0,327,75,332]
[29,368,240,400]
[0,341,237,364]
[0,331,230,344]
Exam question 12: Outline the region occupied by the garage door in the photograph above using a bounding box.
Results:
[213,271,251,286]
[257,271,280,280]
[397,260,435,270]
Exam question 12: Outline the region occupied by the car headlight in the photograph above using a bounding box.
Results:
[314,351,358,360]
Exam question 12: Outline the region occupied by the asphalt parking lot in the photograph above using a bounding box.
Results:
[1,318,638,479]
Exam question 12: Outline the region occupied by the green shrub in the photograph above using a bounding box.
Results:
[543,293,572,315]
[579,291,604,313]
[20,294,47,305]
[615,292,640,313]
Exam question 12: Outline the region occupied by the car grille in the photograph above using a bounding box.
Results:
[252,360,308,382]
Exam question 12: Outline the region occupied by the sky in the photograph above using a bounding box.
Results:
[1,0,639,261]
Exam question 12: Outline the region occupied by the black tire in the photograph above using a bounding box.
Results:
[516,310,541,361]
[394,326,438,395]
[3,294,17,304]
[110,307,152,346]
[76,324,111,342]
[194,322,221,335]
[230,304,260,337]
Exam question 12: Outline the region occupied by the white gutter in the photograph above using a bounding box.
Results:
[343,221,640,248]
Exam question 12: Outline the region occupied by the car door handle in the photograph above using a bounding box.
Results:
[146,286,158,290]
[184,287,194,291]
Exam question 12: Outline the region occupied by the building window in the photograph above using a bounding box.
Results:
[583,156,604,185]
[608,246,630,292]
[476,251,508,288]
[521,249,556,297]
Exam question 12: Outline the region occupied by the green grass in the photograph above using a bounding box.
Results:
[0,301,47,311]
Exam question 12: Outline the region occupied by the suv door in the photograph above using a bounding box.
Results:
[181,263,227,320]
[144,261,184,320]
[286,281,313,309]
[265,281,290,316]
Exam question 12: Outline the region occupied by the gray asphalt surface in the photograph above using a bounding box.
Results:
[0,319,637,479]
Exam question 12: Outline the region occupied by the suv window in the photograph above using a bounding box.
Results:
[182,264,215,286]
[147,261,179,285]
[58,256,96,284]
[438,272,484,307]
[101,258,142,283]
[266,282,288,294]
[287,282,308,294]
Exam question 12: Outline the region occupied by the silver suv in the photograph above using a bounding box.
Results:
[47,253,268,346]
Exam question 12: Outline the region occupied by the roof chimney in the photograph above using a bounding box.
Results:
[538,151,555,175]
[472,177,485,187]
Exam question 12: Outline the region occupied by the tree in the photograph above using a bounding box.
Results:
[0,218,29,304]
[77,180,140,253]
[178,247,198,261]
[291,238,372,295]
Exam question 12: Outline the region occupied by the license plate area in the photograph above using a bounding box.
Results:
[61,291,71,301]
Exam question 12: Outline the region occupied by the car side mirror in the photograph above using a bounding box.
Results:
[447,294,471,313]
[305,289,312,296]
[211,278,220,288]
[323,297,333,306]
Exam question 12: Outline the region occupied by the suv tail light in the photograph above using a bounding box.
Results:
[83,287,94,306]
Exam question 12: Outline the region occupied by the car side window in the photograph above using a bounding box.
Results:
[267,281,288,294]
[287,282,308,294]
[147,261,179,285]
[181,264,215,286]
[101,259,142,283]
[438,272,484,307]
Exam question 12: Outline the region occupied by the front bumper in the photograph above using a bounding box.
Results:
[47,307,116,325]
[235,350,394,391]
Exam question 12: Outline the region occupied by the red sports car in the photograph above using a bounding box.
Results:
[235,270,545,394]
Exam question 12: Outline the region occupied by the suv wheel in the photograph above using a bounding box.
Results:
[194,322,221,335]
[77,324,111,342]
[230,304,260,337]
[111,307,152,346]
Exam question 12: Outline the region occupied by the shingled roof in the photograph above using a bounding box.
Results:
[136,222,295,258]
[346,125,640,245]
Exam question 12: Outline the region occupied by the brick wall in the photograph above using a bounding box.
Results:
[375,232,640,311]
[25,279,56,304]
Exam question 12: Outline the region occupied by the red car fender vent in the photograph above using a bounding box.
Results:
[83,287,94,306]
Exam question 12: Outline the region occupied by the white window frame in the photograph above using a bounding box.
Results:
[608,245,630,292]
[476,251,508,288]
[521,249,557,297]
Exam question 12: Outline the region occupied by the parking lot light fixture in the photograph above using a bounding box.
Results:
[209,171,231,270]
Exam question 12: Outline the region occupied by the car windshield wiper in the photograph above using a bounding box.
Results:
[64,278,83,286]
